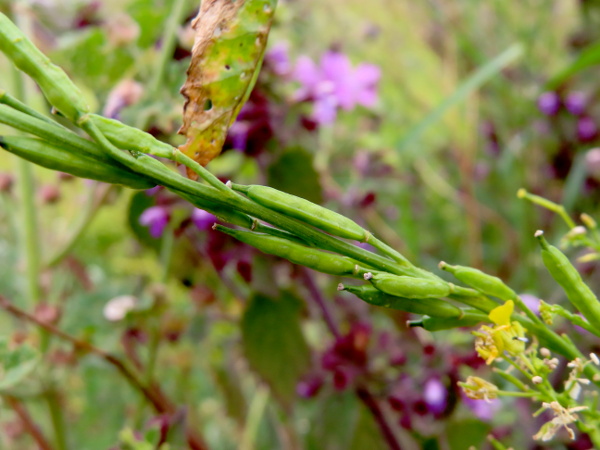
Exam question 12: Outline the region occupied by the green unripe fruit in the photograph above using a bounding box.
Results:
[341,284,462,318]
[234,184,369,241]
[408,309,488,331]
[0,13,89,121]
[0,136,155,189]
[365,272,450,299]
[215,225,361,277]
[536,230,600,331]
[439,261,515,300]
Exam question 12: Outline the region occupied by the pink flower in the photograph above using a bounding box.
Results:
[293,51,380,124]
[139,206,170,238]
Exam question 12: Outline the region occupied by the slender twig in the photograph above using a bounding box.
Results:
[300,268,340,338]
[355,386,401,450]
[148,0,189,97]
[46,183,113,268]
[3,395,54,450]
[0,295,209,450]
[10,53,41,306]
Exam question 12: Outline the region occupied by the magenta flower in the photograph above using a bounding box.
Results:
[565,91,587,116]
[577,117,598,142]
[266,42,291,76]
[191,208,216,231]
[139,206,170,238]
[537,92,561,116]
[293,51,380,124]
[423,377,448,416]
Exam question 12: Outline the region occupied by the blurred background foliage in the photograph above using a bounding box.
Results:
[0,0,599,449]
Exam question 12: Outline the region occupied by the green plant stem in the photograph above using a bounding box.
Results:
[46,183,113,267]
[0,89,58,125]
[148,0,189,97]
[239,385,269,450]
[145,226,175,385]
[3,395,53,450]
[44,387,68,450]
[10,56,41,307]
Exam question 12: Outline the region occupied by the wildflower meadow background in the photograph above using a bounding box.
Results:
[1,1,600,449]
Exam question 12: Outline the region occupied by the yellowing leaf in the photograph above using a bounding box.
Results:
[178,0,277,179]
[488,300,514,326]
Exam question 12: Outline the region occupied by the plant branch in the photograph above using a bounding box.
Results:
[0,295,209,450]
[3,394,54,450]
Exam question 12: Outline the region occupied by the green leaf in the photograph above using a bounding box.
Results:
[547,40,600,89]
[178,0,277,176]
[267,147,323,205]
[241,292,310,407]
[446,418,491,450]
[0,338,39,390]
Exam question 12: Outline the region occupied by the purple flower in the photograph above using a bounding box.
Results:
[520,293,540,315]
[537,92,561,116]
[293,51,380,124]
[463,396,502,422]
[225,90,273,156]
[296,374,324,398]
[139,206,170,238]
[565,92,587,116]
[577,117,598,142]
[423,377,448,416]
[266,42,291,76]
[191,208,216,231]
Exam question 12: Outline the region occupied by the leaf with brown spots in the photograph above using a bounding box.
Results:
[178,0,277,179]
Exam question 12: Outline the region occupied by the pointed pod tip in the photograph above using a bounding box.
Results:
[534,230,544,238]
[438,261,447,269]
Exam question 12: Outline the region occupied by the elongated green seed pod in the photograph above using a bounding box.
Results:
[341,284,462,318]
[215,225,361,276]
[439,261,516,300]
[408,309,488,331]
[91,115,175,158]
[0,136,155,189]
[0,13,89,121]
[235,184,369,241]
[365,272,450,299]
[535,230,600,331]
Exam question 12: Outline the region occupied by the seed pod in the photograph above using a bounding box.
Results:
[0,13,89,121]
[0,136,155,189]
[92,115,174,158]
[364,272,450,299]
[408,309,488,331]
[235,184,369,241]
[439,261,516,300]
[215,225,360,276]
[535,230,600,331]
[341,284,462,318]
[175,189,255,230]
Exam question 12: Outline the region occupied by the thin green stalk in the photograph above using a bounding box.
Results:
[148,0,189,97]
[10,52,41,306]
[239,386,269,450]
[144,225,175,384]
[0,89,59,126]
[44,387,68,450]
[46,183,113,267]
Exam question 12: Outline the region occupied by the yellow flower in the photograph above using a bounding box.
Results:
[473,300,527,364]
[460,376,499,402]
[533,401,588,441]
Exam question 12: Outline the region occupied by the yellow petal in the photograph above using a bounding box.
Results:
[489,300,514,326]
